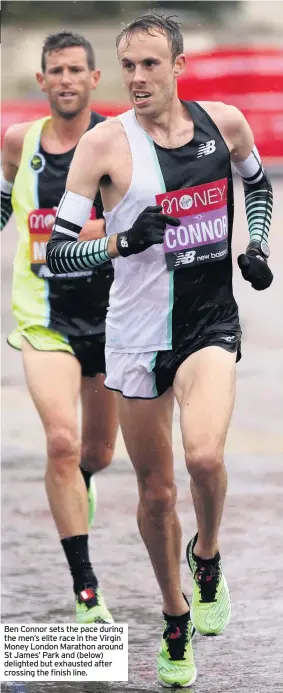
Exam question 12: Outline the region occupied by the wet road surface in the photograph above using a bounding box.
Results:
[1,180,283,692]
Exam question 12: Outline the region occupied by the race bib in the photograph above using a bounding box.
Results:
[156,178,229,271]
[28,207,96,278]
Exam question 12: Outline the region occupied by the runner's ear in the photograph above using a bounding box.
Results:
[91,69,101,90]
[36,72,47,93]
[173,54,186,78]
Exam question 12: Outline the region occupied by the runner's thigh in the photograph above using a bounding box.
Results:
[22,338,81,434]
[81,374,118,453]
[173,346,236,455]
[116,388,174,483]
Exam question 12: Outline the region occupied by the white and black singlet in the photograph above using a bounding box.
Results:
[104,101,241,393]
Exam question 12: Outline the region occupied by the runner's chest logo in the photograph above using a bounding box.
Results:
[156,178,229,271]
[197,140,216,158]
[30,152,46,173]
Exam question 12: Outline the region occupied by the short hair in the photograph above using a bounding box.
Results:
[116,14,184,62]
[41,30,95,72]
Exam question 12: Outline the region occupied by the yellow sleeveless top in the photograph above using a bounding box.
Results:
[10,117,53,342]
[9,113,114,348]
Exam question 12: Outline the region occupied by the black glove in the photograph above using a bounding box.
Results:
[116,205,180,257]
[237,246,273,291]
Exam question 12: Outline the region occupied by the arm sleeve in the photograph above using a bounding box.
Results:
[232,146,273,245]
[1,172,13,230]
[46,190,111,274]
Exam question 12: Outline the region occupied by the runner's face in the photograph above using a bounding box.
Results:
[118,31,185,117]
[37,47,100,119]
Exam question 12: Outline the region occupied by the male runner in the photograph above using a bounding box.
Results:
[46,16,273,686]
[1,31,118,624]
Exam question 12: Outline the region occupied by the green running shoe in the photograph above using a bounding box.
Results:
[88,476,97,528]
[187,534,231,636]
[157,611,197,688]
[76,586,114,624]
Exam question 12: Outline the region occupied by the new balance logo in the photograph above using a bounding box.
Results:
[175,250,196,266]
[38,266,53,278]
[219,335,236,342]
[197,140,216,158]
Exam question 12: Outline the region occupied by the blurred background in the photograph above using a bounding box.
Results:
[2,0,283,168]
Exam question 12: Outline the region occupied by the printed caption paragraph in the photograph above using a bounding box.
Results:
[1,624,128,682]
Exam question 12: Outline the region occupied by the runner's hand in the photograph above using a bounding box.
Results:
[46,216,56,230]
[117,205,180,257]
[237,248,273,290]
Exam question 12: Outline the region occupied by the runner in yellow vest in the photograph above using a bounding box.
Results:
[1,31,117,623]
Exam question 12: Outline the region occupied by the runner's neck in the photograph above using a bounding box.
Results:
[135,98,193,149]
[41,107,92,154]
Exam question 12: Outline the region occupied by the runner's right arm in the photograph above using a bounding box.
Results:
[1,124,28,230]
[46,124,180,273]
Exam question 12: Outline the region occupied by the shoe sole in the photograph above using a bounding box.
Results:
[76,607,114,625]
[159,669,197,688]
[76,619,114,626]
[76,615,114,624]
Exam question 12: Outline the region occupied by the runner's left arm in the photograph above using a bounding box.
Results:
[229,108,273,290]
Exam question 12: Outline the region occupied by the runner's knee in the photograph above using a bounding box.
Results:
[138,474,177,515]
[46,427,80,475]
[185,445,223,478]
[81,440,114,472]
